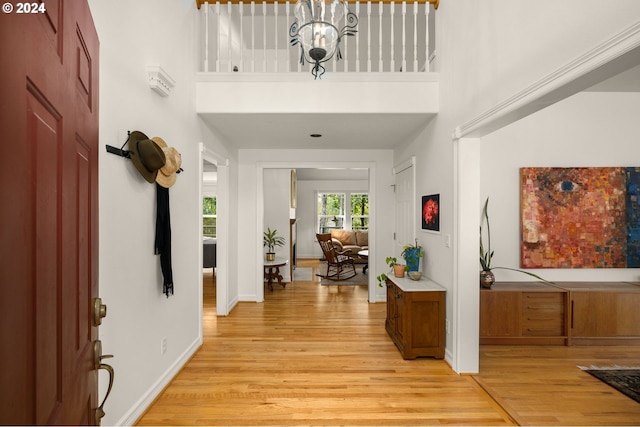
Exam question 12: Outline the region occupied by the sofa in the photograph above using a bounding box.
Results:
[329,229,368,263]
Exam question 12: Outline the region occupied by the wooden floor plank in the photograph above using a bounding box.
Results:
[137,259,640,426]
[474,345,640,425]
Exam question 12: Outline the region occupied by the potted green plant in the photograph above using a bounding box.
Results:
[376,256,407,287]
[401,239,425,272]
[480,197,549,288]
[263,227,285,261]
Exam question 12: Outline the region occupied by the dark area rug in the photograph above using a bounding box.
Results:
[583,368,640,403]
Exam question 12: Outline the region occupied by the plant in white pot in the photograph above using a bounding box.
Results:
[263,227,285,261]
[480,197,550,288]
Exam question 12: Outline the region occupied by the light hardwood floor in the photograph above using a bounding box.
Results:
[136,259,640,426]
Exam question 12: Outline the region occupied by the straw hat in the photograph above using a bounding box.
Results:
[151,137,182,188]
[128,131,166,183]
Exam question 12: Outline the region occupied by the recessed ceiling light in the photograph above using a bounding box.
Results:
[310,133,322,138]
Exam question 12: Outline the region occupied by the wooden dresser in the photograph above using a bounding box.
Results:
[480,281,640,346]
[385,276,446,359]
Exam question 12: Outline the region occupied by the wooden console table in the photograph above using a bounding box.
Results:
[385,276,445,359]
[264,258,288,291]
[480,282,568,345]
[480,281,640,346]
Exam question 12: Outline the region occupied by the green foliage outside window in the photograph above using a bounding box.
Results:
[350,193,369,230]
[203,197,217,237]
[317,192,368,233]
[317,193,345,233]
[317,193,344,216]
[203,197,217,215]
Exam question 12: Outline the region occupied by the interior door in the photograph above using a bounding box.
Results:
[394,160,415,257]
[0,0,102,424]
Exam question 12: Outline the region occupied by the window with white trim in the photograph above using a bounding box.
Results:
[316,192,368,233]
[203,196,217,237]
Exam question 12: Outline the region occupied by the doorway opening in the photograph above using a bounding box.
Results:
[202,159,217,311]
[200,145,230,317]
[258,164,376,303]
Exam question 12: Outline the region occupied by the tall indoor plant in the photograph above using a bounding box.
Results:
[480,197,549,288]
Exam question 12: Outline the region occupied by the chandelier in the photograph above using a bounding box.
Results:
[289,0,358,79]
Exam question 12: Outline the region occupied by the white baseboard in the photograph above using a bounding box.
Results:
[115,336,203,426]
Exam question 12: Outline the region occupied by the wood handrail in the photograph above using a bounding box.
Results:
[196,0,438,9]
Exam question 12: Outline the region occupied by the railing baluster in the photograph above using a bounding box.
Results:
[262,1,267,72]
[204,1,210,72]
[425,1,430,71]
[355,1,360,72]
[390,1,395,72]
[378,0,383,72]
[401,1,406,72]
[343,9,348,72]
[367,1,371,72]
[239,1,244,71]
[274,1,278,72]
[286,1,291,72]
[227,1,232,71]
[216,1,221,72]
[413,1,418,72]
[251,1,255,72]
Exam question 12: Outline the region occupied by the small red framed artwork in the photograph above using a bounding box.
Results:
[421,194,440,233]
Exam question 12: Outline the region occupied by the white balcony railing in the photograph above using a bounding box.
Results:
[199,0,436,74]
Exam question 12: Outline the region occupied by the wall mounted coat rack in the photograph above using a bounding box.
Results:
[105,131,132,158]
[105,131,185,174]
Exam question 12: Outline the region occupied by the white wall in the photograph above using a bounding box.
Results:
[396,1,640,373]
[438,0,640,124]
[297,179,369,258]
[263,169,292,282]
[238,149,394,303]
[88,1,237,424]
[481,91,640,281]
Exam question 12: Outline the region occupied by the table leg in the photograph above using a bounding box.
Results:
[265,267,274,291]
[275,266,285,289]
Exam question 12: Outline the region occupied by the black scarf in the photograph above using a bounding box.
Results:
[155,183,173,297]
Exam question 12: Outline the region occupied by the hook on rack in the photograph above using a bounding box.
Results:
[105,131,132,158]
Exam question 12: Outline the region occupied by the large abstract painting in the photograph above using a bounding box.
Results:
[520,167,640,268]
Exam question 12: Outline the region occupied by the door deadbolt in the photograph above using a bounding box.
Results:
[93,297,107,326]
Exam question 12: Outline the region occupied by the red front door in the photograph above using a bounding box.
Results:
[0,0,101,424]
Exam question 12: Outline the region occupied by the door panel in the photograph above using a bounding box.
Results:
[0,1,100,424]
[395,164,414,256]
[29,86,64,424]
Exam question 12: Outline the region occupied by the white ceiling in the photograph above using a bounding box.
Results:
[200,112,435,150]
